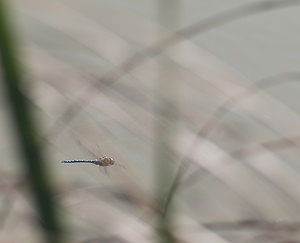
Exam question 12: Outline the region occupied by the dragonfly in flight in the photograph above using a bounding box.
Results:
[61,156,115,167]
[61,141,124,173]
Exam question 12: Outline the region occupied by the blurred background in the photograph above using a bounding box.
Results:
[1,0,300,242]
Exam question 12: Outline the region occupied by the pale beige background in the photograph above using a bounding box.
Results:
[1,1,300,242]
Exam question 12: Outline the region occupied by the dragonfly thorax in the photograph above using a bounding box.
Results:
[95,156,115,166]
[103,157,114,165]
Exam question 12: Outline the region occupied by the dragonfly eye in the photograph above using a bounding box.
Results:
[109,158,115,165]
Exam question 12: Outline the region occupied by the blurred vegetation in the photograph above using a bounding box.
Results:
[1,0,300,242]
[0,1,62,243]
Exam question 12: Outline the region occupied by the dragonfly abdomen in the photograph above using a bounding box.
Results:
[61,159,97,164]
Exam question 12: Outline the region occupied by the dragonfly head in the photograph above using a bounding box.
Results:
[109,158,115,165]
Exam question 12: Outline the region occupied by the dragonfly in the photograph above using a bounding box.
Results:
[61,156,115,167]
[61,141,124,173]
